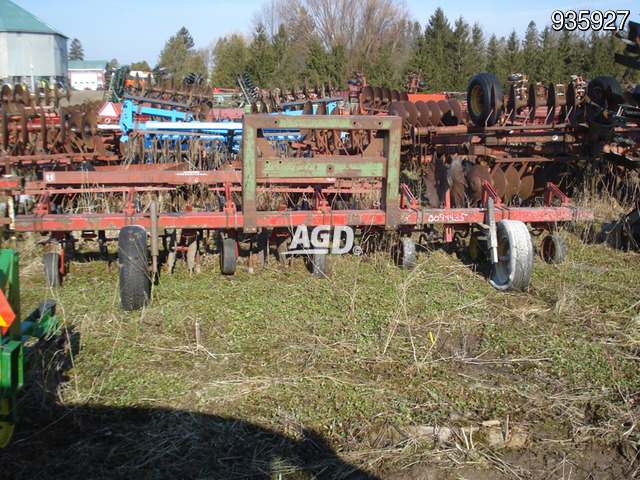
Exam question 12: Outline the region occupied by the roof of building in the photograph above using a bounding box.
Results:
[68,60,108,71]
[0,0,67,37]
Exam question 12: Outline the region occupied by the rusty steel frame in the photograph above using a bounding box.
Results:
[1,114,593,237]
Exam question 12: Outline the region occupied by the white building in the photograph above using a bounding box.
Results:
[0,0,68,87]
[68,60,107,90]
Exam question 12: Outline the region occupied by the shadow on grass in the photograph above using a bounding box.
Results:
[1,329,379,480]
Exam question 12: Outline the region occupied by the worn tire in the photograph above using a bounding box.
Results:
[396,237,416,270]
[541,234,566,265]
[256,229,270,267]
[587,76,623,107]
[220,237,237,275]
[467,73,504,126]
[308,252,327,277]
[118,225,151,311]
[44,252,62,287]
[489,220,534,292]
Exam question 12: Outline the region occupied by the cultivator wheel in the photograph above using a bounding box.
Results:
[118,225,151,311]
[541,234,566,265]
[44,252,62,287]
[220,237,237,275]
[307,252,327,277]
[489,220,534,291]
[395,237,416,270]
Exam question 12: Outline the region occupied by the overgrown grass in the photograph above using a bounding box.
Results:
[4,223,640,479]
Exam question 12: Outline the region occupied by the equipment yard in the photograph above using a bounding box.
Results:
[2,1,640,478]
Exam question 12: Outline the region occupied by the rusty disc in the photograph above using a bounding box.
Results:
[425,154,449,207]
[414,100,430,127]
[82,110,97,151]
[69,112,84,145]
[449,155,467,207]
[1,104,8,149]
[490,165,507,199]
[403,101,419,126]
[388,101,407,123]
[399,91,409,101]
[381,87,391,105]
[372,87,383,105]
[1,84,12,104]
[360,85,375,111]
[390,90,400,102]
[53,86,62,108]
[316,102,327,115]
[17,103,28,145]
[427,100,442,126]
[14,85,29,105]
[503,164,521,202]
[518,164,534,200]
[448,99,463,125]
[467,164,492,201]
[39,106,47,148]
[437,99,454,126]
[57,105,66,145]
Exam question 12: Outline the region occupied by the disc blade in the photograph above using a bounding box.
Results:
[448,155,467,207]
[467,164,492,201]
[414,100,430,127]
[490,165,507,199]
[504,164,521,202]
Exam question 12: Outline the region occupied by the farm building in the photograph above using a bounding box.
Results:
[0,0,68,87]
[68,60,107,90]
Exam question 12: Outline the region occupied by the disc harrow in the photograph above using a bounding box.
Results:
[358,71,640,209]
[0,83,122,173]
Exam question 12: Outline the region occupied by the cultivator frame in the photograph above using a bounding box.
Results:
[0,112,594,308]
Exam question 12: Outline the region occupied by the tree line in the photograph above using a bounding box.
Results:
[153,2,637,93]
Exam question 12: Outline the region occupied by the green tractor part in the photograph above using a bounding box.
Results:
[0,250,59,447]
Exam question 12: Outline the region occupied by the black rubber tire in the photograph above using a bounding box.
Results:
[587,76,623,107]
[118,225,151,311]
[44,252,62,287]
[275,236,289,265]
[308,252,327,277]
[489,220,534,292]
[396,237,416,270]
[220,237,237,275]
[256,229,270,267]
[541,234,566,265]
[467,73,503,126]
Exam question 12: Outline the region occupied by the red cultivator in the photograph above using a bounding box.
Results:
[0,107,593,310]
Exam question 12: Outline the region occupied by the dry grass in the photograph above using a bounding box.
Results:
[2,210,640,478]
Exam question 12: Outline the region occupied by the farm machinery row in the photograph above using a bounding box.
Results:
[4,31,640,310]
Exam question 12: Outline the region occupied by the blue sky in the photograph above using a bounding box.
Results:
[17,0,638,65]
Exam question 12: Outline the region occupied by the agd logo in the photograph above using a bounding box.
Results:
[284,225,362,255]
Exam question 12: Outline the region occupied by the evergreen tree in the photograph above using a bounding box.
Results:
[504,31,522,76]
[522,21,540,81]
[177,26,195,49]
[451,17,472,91]
[210,34,249,88]
[158,27,206,83]
[486,34,506,82]
[69,38,84,61]
[247,23,274,88]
